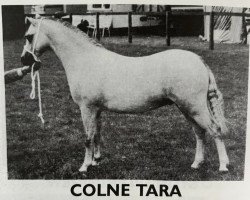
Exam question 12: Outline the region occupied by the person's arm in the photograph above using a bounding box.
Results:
[4,62,41,84]
[5,66,29,84]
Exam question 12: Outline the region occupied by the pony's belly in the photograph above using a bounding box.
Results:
[103,97,174,113]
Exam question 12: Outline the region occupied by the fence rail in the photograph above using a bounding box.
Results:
[25,11,250,50]
[25,11,250,17]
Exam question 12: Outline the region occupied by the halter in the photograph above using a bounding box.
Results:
[25,18,45,125]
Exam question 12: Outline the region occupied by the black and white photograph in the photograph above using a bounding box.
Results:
[0,0,250,199]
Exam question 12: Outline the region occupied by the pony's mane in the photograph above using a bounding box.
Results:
[45,17,104,48]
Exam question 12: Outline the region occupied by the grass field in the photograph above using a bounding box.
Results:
[4,36,248,180]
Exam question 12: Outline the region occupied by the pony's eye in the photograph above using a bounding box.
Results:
[24,34,33,42]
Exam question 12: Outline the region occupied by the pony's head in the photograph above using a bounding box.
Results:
[21,15,49,66]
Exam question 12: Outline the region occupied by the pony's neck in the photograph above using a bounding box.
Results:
[43,20,97,72]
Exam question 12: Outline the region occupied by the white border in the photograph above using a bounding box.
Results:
[0,0,250,199]
[0,0,250,8]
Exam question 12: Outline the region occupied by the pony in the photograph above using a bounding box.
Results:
[21,16,230,175]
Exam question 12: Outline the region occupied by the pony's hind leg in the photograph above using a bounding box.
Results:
[189,107,229,171]
[79,105,100,173]
[214,137,229,171]
[180,112,206,169]
[191,124,206,169]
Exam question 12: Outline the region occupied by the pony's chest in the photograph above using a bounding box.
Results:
[68,76,103,104]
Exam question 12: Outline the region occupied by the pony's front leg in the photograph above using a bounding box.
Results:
[79,105,100,173]
[92,114,102,166]
[191,125,206,169]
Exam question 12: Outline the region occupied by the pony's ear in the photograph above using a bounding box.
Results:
[35,14,41,19]
[25,17,37,26]
[25,17,30,24]
[24,17,31,30]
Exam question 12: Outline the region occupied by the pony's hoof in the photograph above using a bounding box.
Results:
[92,157,102,166]
[191,161,204,169]
[219,162,230,172]
[191,163,199,169]
[91,160,99,166]
[79,165,88,172]
[219,166,229,172]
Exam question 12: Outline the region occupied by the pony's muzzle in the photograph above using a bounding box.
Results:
[21,50,36,66]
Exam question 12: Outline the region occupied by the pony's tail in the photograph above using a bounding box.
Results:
[207,69,228,136]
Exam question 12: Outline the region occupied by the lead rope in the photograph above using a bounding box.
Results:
[29,18,45,126]
[30,63,45,124]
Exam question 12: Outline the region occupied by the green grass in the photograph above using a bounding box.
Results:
[4,36,248,180]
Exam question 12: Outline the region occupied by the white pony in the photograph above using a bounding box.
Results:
[21,16,230,174]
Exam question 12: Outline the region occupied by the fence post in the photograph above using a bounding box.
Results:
[128,12,132,43]
[96,12,100,41]
[69,13,72,24]
[157,5,160,12]
[149,5,152,12]
[166,11,170,46]
[209,11,214,50]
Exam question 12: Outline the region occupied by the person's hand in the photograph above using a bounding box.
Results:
[22,61,41,74]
